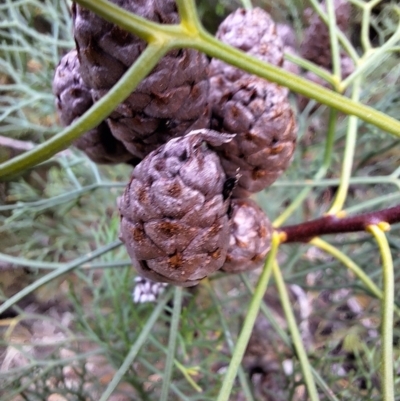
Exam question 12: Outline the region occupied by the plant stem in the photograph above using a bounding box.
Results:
[310,237,400,318]
[240,276,344,401]
[216,233,280,401]
[196,30,400,138]
[175,0,203,33]
[160,287,183,401]
[274,176,400,188]
[99,289,173,401]
[326,0,341,80]
[328,77,362,215]
[0,241,122,315]
[284,52,337,86]
[342,19,400,90]
[307,0,359,62]
[0,44,166,179]
[344,192,400,214]
[367,225,394,401]
[74,0,167,42]
[2,1,400,179]
[207,282,255,401]
[272,261,319,401]
[279,205,400,242]
[360,2,372,53]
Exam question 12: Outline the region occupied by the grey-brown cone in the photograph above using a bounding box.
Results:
[118,130,234,286]
[208,8,297,197]
[222,198,272,273]
[72,1,211,161]
[52,50,137,164]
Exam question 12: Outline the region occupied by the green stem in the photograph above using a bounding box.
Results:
[326,0,341,80]
[342,19,400,89]
[345,192,400,214]
[160,287,183,401]
[74,0,170,42]
[0,241,122,315]
[274,176,400,188]
[2,0,400,181]
[367,225,394,401]
[175,0,202,32]
[36,0,400,136]
[361,3,372,53]
[272,261,319,401]
[146,335,203,393]
[328,77,362,215]
[98,289,173,401]
[310,237,400,317]
[207,282,255,401]
[138,357,193,400]
[284,52,337,87]
[0,252,131,270]
[307,0,359,62]
[241,268,340,400]
[240,274,290,344]
[0,182,125,212]
[216,233,280,401]
[195,30,400,137]
[0,44,166,179]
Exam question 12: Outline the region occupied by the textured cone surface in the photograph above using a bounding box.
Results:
[118,130,234,286]
[53,50,137,164]
[301,0,353,74]
[73,1,211,160]
[209,8,297,197]
[222,198,272,273]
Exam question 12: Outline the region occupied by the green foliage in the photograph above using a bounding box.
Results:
[0,0,400,400]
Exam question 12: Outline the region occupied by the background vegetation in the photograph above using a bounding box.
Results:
[0,0,399,400]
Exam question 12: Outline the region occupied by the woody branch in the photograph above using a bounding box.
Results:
[279,205,400,243]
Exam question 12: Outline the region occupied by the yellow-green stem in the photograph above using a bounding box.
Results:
[326,0,341,80]
[216,233,280,401]
[0,44,167,179]
[272,261,319,401]
[328,77,362,215]
[307,0,359,62]
[367,225,394,401]
[160,287,183,401]
[310,237,400,317]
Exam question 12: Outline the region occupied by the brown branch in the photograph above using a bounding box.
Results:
[278,205,400,243]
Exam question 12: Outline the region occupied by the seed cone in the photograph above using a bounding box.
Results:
[222,198,272,273]
[118,130,234,286]
[72,1,211,160]
[209,8,297,197]
[53,50,137,164]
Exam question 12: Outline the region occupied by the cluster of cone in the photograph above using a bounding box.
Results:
[53,2,297,286]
